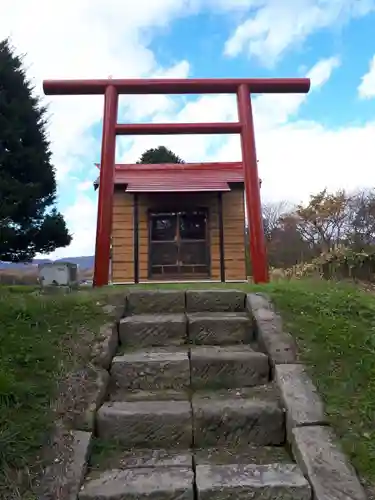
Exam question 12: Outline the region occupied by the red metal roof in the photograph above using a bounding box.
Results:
[108,161,244,193]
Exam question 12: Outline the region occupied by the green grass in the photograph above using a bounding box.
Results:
[264,279,375,487]
[0,288,114,499]
[0,284,40,293]
[89,437,125,471]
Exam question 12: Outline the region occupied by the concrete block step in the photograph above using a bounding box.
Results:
[79,444,311,500]
[119,314,187,347]
[194,444,293,466]
[190,345,269,390]
[80,464,310,500]
[96,400,192,449]
[126,289,186,314]
[110,348,190,391]
[79,467,194,499]
[108,388,189,403]
[81,445,309,499]
[89,441,293,474]
[108,382,280,404]
[188,312,253,345]
[186,289,246,312]
[89,444,194,473]
[195,463,311,499]
[192,393,285,447]
[193,382,281,403]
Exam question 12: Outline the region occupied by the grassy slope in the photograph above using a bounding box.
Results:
[266,279,375,489]
[1,280,375,495]
[0,287,114,499]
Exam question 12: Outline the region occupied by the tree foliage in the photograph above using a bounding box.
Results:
[347,189,375,250]
[262,202,314,269]
[263,188,375,274]
[262,201,291,241]
[0,39,71,262]
[290,189,351,252]
[137,145,184,164]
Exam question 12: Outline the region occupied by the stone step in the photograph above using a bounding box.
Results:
[126,289,186,314]
[108,388,189,403]
[193,382,281,403]
[186,289,246,312]
[192,393,285,447]
[119,314,187,347]
[82,465,310,500]
[190,345,269,390]
[89,444,194,473]
[79,467,194,499]
[195,463,311,499]
[107,384,279,403]
[194,445,293,466]
[188,312,253,345]
[96,400,192,449]
[110,348,190,391]
[81,445,309,499]
[89,441,292,474]
[125,289,248,315]
[107,377,277,403]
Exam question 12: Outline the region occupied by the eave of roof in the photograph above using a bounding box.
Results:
[94,161,245,193]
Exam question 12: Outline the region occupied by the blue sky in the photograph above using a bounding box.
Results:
[2,0,375,257]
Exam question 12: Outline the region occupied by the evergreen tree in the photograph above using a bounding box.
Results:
[137,145,184,164]
[0,39,71,262]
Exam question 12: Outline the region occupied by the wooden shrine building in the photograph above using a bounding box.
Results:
[95,161,249,284]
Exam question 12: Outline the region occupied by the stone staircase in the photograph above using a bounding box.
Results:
[78,290,311,499]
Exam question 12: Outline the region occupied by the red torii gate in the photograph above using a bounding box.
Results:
[43,77,310,287]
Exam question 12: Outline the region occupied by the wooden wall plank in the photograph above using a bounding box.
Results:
[112,191,134,282]
[222,189,246,280]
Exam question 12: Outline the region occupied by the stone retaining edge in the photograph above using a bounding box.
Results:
[39,302,124,499]
[74,368,110,432]
[246,292,367,500]
[71,304,123,498]
[246,293,300,366]
[67,430,93,500]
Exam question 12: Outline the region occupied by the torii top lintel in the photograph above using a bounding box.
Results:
[42,77,311,96]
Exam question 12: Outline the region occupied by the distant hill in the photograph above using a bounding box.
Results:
[0,256,95,270]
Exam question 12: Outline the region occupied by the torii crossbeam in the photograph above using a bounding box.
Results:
[43,77,310,287]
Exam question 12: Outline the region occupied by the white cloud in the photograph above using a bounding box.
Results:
[77,181,94,192]
[118,60,190,122]
[307,56,341,86]
[255,121,375,204]
[249,57,341,130]
[213,120,375,206]
[208,0,259,9]
[118,93,239,164]
[224,0,375,66]
[52,194,98,259]
[358,55,375,99]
